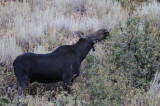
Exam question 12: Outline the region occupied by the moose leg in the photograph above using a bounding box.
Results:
[63,81,72,94]
[17,82,23,98]
[17,75,28,98]
[62,73,72,94]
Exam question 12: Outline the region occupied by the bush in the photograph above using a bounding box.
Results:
[115,0,150,8]
[108,16,160,89]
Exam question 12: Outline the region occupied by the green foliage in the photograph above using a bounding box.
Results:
[115,0,151,8]
[0,97,10,105]
[82,56,127,105]
[109,16,160,89]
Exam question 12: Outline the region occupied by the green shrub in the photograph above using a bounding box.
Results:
[115,0,151,8]
[108,16,160,89]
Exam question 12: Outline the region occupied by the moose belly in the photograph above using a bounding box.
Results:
[29,73,62,83]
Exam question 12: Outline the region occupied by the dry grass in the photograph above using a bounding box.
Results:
[0,0,127,65]
[137,0,160,27]
[149,63,160,98]
[0,36,21,66]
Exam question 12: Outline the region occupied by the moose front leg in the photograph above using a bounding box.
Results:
[63,81,72,94]
[62,72,72,94]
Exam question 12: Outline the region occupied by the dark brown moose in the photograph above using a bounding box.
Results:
[8,29,109,97]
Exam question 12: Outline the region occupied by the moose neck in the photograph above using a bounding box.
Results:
[74,38,93,62]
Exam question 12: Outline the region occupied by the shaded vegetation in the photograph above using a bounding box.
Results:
[109,16,160,89]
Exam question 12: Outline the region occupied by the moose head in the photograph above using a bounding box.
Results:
[76,29,109,51]
[77,29,109,43]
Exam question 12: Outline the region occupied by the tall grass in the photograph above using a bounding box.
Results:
[0,36,21,66]
[0,0,125,64]
[137,0,160,26]
[149,63,160,97]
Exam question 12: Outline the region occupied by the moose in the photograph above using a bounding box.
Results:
[8,29,109,97]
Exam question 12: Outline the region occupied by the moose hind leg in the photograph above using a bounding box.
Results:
[14,63,28,98]
[17,75,28,98]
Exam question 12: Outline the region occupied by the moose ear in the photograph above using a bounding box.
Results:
[76,31,85,39]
